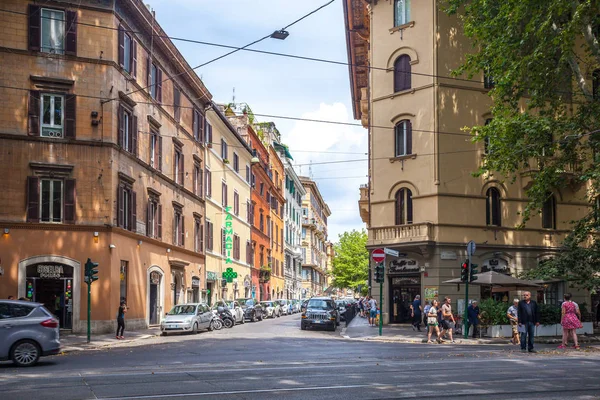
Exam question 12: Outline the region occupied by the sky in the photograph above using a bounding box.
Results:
[148,0,368,242]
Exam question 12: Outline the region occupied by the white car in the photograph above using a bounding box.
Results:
[292,300,301,314]
[161,303,213,335]
[227,301,246,325]
[260,301,281,318]
[275,299,290,315]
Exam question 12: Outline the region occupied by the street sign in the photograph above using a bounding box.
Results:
[467,240,476,256]
[372,248,385,263]
[384,248,399,257]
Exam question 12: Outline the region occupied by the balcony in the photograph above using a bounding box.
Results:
[359,184,369,225]
[368,223,433,246]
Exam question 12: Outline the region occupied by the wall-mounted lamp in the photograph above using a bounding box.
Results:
[138,240,143,246]
[251,149,260,165]
[109,244,116,249]
[93,231,99,243]
[167,248,171,253]
[3,228,9,235]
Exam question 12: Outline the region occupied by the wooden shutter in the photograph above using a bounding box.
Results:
[394,55,411,92]
[28,91,40,136]
[146,53,151,88]
[65,11,77,56]
[28,5,41,52]
[26,176,40,222]
[395,190,402,225]
[132,40,138,78]
[199,223,204,252]
[157,204,162,239]
[158,136,163,172]
[210,222,214,250]
[132,115,138,156]
[192,109,198,139]
[199,168,203,197]
[131,191,137,232]
[65,95,76,139]
[406,189,413,224]
[157,68,163,103]
[117,105,123,147]
[118,26,125,67]
[179,153,184,185]
[193,166,197,194]
[208,124,213,147]
[493,190,501,226]
[173,212,177,244]
[181,215,185,247]
[117,185,124,227]
[199,113,204,143]
[64,179,76,223]
[205,221,210,251]
[406,120,412,154]
[146,200,151,236]
[174,88,181,122]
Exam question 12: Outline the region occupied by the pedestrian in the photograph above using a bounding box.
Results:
[467,301,480,339]
[7,295,15,300]
[427,299,443,343]
[422,300,431,333]
[368,296,378,327]
[517,291,540,353]
[440,297,456,343]
[116,300,127,339]
[558,293,581,349]
[507,299,520,345]
[410,294,422,331]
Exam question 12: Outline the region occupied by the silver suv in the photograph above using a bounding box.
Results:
[0,300,61,367]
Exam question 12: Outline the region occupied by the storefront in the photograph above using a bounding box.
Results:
[388,259,421,324]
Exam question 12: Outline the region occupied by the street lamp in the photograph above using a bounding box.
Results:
[270,30,289,40]
[251,149,260,165]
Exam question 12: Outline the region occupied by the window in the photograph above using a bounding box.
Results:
[39,93,65,138]
[174,145,184,185]
[205,120,213,147]
[302,227,306,239]
[266,191,271,205]
[260,211,264,232]
[394,0,411,27]
[117,182,136,231]
[205,169,212,198]
[395,188,413,225]
[394,55,411,92]
[484,66,495,89]
[221,228,226,256]
[149,127,162,171]
[245,165,250,183]
[234,192,239,216]
[194,217,204,253]
[40,179,63,223]
[205,220,214,251]
[173,206,184,246]
[174,87,181,122]
[148,60,162,102]
[594,70,600,101]
[222,182,228,207]
[41,8,65,54]
[233,153,239,173]
[542,194,556,229]
[221,139,229,161]
[251,173,256,188]
[233,234,240,260]
[485,188,501,226]
[394,120,412,157]
[246,240,253,265]
[146,196,162,239]
[193,109,203,142]
[260,183,264,196]
[120,261,128,301]
[267,216,271,237]
[31,92,75,138]
[118,26,137,77]
[118,105,137,155]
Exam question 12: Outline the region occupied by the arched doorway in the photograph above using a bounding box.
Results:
[148,267,164,326]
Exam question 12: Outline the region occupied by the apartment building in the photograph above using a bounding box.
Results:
[0,0,211,332]
[343,0,590,324]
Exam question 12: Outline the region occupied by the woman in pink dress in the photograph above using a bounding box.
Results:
[558,293,581,349]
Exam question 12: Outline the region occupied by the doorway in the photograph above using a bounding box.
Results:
[206,282,214,306]
[25,264,74,329]
[389,275,421,323]
[149,270,162,325]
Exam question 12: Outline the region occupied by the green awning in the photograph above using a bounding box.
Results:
[274,142,293,160]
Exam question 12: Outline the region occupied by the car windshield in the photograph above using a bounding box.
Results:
[308,300,331,310]
[244,300,255,307]
[168,305,196,315]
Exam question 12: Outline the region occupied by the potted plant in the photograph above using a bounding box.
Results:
[478,298,510,337]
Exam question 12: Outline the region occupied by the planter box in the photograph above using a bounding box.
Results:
[485,322,594,337]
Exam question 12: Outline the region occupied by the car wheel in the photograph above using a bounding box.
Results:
[192,323,198,334]
[11,340,40,367]
[258,314,263,321]
[223,318,234,329]
[251,314,257,323]
[161,331,168,336]
[241,315,246,324]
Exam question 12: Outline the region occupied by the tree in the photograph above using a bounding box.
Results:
[445,0,600,290]
[331,230,369,291]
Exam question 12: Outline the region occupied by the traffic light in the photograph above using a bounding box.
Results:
[85,258,99,284]
[460,260,468,282]
[470,263,478,282]
[374,263,385,283]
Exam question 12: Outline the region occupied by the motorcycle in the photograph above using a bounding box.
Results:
[209,313,223,331]
[217,306,235,329]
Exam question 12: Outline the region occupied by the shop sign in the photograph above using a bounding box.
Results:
[391,277,419,285]
[37,264,64,279]
[224,206,234,265]
[388,259,419,274]
[440,251,457,260]
[482,258,511,275]
[206,271,217,281]
[424,287,439,303]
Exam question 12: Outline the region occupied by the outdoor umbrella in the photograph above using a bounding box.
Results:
[443,270,541,288]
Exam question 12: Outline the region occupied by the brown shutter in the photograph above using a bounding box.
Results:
[28,5,41,52]
[65,95,76,139]
[28,91,40,136]
[146,200,151,236]
[199,223,204,252]
[205,221,210,251]
[132,115,138,156]
[26,176,40,222]
[157,204,162,239]
[65,11,77,56]
[146,53,151,88]
[64,179,76,223]
[174,88,181,122]
[131,191,137,232]
[192,110,198,140]
[193,166,197,195]
[406,120,412,154]
[179,154,184,185]
[173,213,177,244]
[157,68,163,103]
[118,26,125,67]
[199,168,203,197]
[208,124,213,147]
[199,113,204,143]
[132,40,138,78]
[209,222,214,250]
[181,215,185,247]
[406,189,413,224]
[117,185,124,227]
[117,105,123,147]
[158,136,163,172]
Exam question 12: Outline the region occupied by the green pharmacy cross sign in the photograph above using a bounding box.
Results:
[223,267,237,283]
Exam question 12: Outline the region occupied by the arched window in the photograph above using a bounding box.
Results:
[395,188,413,225]
[542,194,556,229]
[394,55,411,92]
[485,188,501,226]
[394,0,411,27]
[394,120,412,157]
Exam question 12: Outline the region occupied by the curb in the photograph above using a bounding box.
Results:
[340,335,600,345]
[60,333,159,354]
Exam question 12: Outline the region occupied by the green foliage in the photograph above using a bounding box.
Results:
[478,299,509,326]
[539,304,562,326]
[445,0,600,288]
[331,230,369,291]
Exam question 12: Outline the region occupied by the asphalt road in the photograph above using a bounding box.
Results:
[1,314,600,399]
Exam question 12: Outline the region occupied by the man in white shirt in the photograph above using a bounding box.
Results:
[368,296,378,327]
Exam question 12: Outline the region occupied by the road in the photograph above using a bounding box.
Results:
[1,314,600,399]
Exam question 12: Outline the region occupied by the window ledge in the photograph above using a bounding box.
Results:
[389,88,416,99]
[389,21,415,34]
[389,154,416,163]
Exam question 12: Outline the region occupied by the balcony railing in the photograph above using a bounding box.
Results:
[368,223,432,245]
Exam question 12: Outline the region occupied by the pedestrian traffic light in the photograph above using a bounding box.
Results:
[461,260,468,282]
[85,258,99,284]
[374,263,385,283]
[470,263,478,282]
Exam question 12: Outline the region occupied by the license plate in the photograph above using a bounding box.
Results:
[314,320,322,323]
[169,324,178,328]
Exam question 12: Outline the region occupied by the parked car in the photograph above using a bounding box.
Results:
[301,299,309,313]
[0,300,61,367]
[276,299,290,315]
[226,301,246,325]
[260,301,281,318]
[238,298,264,322]
[292,300,302,314]
[335,300,348,322]
[161,303,214,335]
[301,297,339,331]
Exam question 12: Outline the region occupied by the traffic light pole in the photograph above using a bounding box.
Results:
[87,281,91,343]
[463,254,470,339]
[379,261,383,336]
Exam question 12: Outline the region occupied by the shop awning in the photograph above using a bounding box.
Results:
[444,271,541,288]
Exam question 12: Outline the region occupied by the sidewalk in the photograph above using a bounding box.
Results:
[59,327,161,353]
[341,316,600,345]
